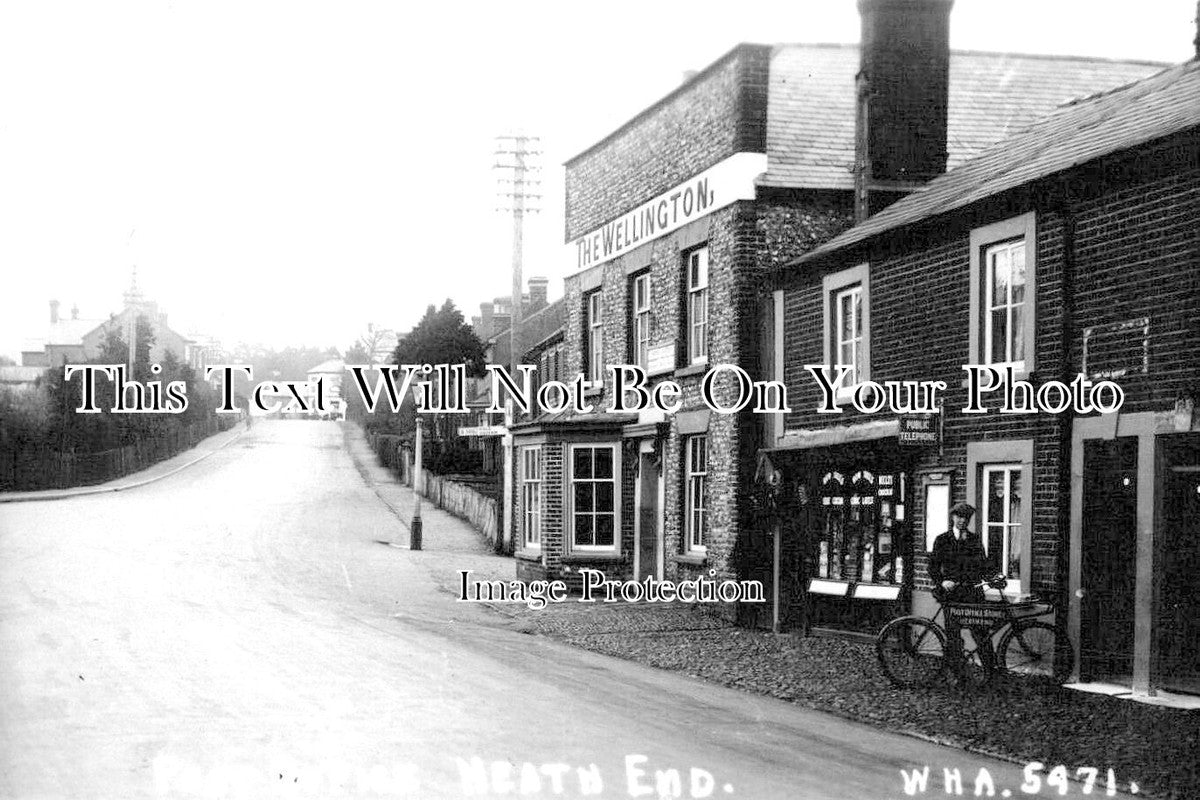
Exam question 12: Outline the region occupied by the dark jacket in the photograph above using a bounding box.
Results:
[929,530,996,603]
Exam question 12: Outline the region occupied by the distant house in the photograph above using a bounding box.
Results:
[22,278,216,373]
[306,358,345,418]
[21,301,103,368]
[463,280,563,480]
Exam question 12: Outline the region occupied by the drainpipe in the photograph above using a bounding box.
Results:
[1056,194,1078,680]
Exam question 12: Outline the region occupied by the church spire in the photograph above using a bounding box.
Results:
[123,266,143,309]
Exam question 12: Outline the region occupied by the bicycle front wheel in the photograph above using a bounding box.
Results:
[998,621,1074,683]
[877,616,947,689]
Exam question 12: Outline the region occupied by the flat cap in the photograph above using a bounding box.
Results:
[950,502,976,519]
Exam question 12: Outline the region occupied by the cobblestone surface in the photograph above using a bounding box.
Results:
[510,601,1199,800]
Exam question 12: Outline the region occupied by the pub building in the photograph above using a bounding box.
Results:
[767,57,1199,695]
[510,0,1162,626]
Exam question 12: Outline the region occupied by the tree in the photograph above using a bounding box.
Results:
[343,342,370,365]
[95,315,155,380]
[385,300,489,475]
[392,300,486,377]
[352,323,394,366]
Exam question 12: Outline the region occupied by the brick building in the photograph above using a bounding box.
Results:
[509,1,1163,619]
[769,58,1199,694]
[23,275,216,373]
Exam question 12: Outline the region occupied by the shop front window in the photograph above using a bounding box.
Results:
[818,468,907,585]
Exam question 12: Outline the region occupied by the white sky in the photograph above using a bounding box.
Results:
[1,0,1195,361]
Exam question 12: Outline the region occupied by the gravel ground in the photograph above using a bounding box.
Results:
[504,602,1199,800]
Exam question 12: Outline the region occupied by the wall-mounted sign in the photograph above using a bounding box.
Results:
[457,425,508,437]
[568,152,768,272]
[898,414,940,446]
[646,344,676,377]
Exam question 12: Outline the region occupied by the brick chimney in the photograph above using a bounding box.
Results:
[479,301,494,339]
[527,276,549,312]
[49,299,60,324]
[855,0,954,221]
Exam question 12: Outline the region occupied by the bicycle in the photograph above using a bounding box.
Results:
[876,582,1074,690]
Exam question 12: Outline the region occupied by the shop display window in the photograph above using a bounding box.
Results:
[818,467,908,585]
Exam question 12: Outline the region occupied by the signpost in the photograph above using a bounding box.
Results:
[411,417,423,550]
[456,425,508,437]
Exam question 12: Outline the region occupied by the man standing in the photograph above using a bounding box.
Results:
[929,502,1003,680]
[929,502,997,604]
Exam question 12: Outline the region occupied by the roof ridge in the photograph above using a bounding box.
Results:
[784,58,1200,271]
[772,41,1169,68]
[1056,59,1192,108]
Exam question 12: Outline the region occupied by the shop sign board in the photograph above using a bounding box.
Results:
[568,152,768,272]
[646,344,675,377]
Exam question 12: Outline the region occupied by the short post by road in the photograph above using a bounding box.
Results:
[411,415,423,550]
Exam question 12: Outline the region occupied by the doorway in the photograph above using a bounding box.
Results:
[1080,437,1138,683]
[635,448,662,582]
[1158,434,1200,694]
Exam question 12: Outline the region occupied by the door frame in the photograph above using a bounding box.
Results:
[1070,412,1156,694]
[632,439,664,581]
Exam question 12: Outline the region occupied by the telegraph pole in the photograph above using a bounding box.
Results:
[124,266,141,376]
[494,134,541,378]
[495,134,540,554]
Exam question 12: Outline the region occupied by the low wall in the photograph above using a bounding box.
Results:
[420,470,501,549]
[365,430,503,551]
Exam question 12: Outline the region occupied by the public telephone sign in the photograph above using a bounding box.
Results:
[898,415,939,446]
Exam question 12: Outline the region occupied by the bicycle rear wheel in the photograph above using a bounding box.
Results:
[877,617,947,689]
[998,621,1074,683]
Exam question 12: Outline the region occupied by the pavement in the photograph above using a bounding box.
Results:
[0,419,1152,799]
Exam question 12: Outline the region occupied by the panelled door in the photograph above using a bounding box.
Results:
[1080,437,1139,683]
[1159,434,1200,694]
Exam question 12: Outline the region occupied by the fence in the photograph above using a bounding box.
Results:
[0,416,238,492]
[365,431,504,551]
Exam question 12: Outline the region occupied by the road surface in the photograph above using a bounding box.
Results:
[0,421,1125,799]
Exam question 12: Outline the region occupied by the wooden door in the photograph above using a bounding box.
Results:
[636,452,660,582]
[1080,437,1138,682]
[1159,434,1200,694]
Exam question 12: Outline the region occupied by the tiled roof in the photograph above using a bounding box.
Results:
[789,58,1200,268]
[489,298,565,362]
[43,318,104,346]
[307,358,344,375]
[763,44,1164,189]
